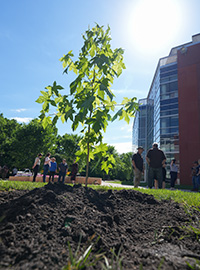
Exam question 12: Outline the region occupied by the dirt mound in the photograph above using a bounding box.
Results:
[0,184,199,269]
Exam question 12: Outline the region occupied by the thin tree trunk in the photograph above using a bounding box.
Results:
[85,139,90,187]
[85,110,92,187]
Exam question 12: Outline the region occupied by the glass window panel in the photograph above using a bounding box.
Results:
[169,75,178,81]
[160,77,170,83]
[169,81,178,91]
[160,70,177,78]
[160,97,178,106]
[171,117,179,127]
[160,64,177,73]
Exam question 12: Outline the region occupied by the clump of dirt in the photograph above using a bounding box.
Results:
[0,184,199,270]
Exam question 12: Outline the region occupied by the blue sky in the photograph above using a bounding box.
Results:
[1,0,200,153]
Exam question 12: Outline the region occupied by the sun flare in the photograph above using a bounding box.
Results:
[126,0,182,54]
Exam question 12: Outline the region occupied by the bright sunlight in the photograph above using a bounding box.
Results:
[126,0,182,54]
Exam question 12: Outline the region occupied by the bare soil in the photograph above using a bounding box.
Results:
[0,183,200,270]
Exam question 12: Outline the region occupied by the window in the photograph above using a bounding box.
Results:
[160,97,178,106]
[160,70,177,78]
[161,81,178,95]
[160,109,179,116]
[171,117,179,127]
[160,64,177,74]
[160,117,179,129]
[160,92,178,100]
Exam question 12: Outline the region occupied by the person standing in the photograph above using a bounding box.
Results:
[132,146,144,188]
[71,159,79,184]
[12,167,18,176]
[154,162,167,189]
[191,161,199,191]
[49,157,57,183]
[32,153,43,182]
[146,142,166,189]
[2,165,9,180]
[58,159,68,184]
[170,159,178,189]
[162,162,167,189]
[43,153,51,183]
[197,159,200,191]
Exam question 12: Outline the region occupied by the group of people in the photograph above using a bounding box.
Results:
[132,142,179,189]
[32,153,78,184]
[191,160,200,191]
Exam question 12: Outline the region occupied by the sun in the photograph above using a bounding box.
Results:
[126,0,182,54]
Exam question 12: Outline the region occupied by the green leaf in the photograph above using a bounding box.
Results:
[61,114,65,123]
[45,86,53,95]
[40,91,49,98]
[93,121,101,133]
[113,62,122,77]
[112,107,123,122]
[55,96,63,104]
[90,44,96,57]
[36,96,45,104]
[122,110,130,124]
[50,100,57,107]
[42,116,52,129]
[52,115,58,126]
[69,62,78,74]
[99,83,114,101]
[81,95,95,109]
[42,102,49,112]
[121,97,130,105]
[70,75,83,94]
[97,89,104,100]
[56,85,64,90]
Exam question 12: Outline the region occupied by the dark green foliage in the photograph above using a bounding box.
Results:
[0,115,57,170]
[55,133,85,172]
[0,114,21,167]
[88,148,133,181]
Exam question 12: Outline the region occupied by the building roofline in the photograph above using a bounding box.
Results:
[146,33,200,100]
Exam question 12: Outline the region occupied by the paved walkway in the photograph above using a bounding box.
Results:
[101,181,194,193]
[101,181,142,189]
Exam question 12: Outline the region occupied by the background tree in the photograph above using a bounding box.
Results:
[10,119,58,170]
[0,114,21,168]
[55,133,84,172]
[115,152,134,181]
[36,24,138,185]
[89,149,134,181]
[88,145,118,179]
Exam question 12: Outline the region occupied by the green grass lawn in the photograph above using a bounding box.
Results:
[0,180,200,208]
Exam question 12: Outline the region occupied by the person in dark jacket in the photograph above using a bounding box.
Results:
[58,159,68,184]
[71,159,78,184]
[132,146,144,187]
[154,162,167,189]
[146,142,166,189]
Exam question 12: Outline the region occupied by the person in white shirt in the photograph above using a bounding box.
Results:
[170,159,178,189]
[43,153,51,183]
[32,153,43,182]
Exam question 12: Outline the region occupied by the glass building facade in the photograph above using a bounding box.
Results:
[132,52,179,180]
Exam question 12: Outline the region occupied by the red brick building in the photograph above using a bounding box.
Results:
[178,41,200,185]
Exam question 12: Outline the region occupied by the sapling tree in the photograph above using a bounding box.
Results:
[36,24,138,186]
